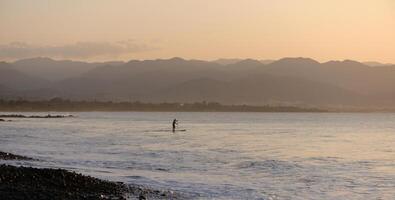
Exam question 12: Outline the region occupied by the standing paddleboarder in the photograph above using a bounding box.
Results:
[172,119,178,132]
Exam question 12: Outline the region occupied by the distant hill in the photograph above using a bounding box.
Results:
[212,58,243,65]
[12,57,124,81]
[363,61,393,67]
[151,75,364,106]
[264,58,395,97]
[259,59,275,65]
[1,57,395,109]
[0,62,48,90]
[0,84,10,97]
[212,58,275,65]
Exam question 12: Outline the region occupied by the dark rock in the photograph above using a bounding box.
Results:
[0,165,128,200]
[0,164,182,200]
[0,152,182,199]
[0,152,34,161]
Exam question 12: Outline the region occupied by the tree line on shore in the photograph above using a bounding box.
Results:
[0,98,324,112]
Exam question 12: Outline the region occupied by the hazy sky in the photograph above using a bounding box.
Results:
[1,0,394,62]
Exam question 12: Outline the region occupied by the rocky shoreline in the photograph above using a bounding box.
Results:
[0,151,181,200]
[0,151,35,161]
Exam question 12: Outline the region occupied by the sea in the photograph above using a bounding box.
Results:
[1,112,394,199]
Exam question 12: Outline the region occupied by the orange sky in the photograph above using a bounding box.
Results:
[0,0,394,62]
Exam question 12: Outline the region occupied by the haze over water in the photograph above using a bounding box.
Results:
[1,112,394,199]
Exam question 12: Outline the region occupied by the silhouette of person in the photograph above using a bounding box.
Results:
[172,119,178,132]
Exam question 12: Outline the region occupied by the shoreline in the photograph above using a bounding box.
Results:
[1,110,395,114]
[0,100,327,113]
[0,151,181,200]
[0,114,74,118]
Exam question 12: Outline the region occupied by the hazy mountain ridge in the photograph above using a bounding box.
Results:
[12,57,124,81]
[151,75,365,106]
[363,61,394,67]
[1,57,395,108]
[265,58,395,96]
[0,62,49,90]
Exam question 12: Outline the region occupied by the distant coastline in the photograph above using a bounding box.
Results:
[0,99,325,112]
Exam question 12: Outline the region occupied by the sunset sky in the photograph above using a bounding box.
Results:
[1,0,394,62]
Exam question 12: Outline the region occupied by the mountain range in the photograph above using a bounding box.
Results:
[1,57,395,109]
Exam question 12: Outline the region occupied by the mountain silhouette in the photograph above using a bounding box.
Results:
[363,61,393,67]
[1,57,395,108]
[0,62,48,90]
[264,58,395,96]
[13,57,124,81]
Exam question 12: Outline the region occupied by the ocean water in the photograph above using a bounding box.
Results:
[0,112,394,199]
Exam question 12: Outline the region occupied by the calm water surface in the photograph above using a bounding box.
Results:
[1,112,394,199]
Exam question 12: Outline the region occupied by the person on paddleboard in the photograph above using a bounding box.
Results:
[172,119,178,132]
